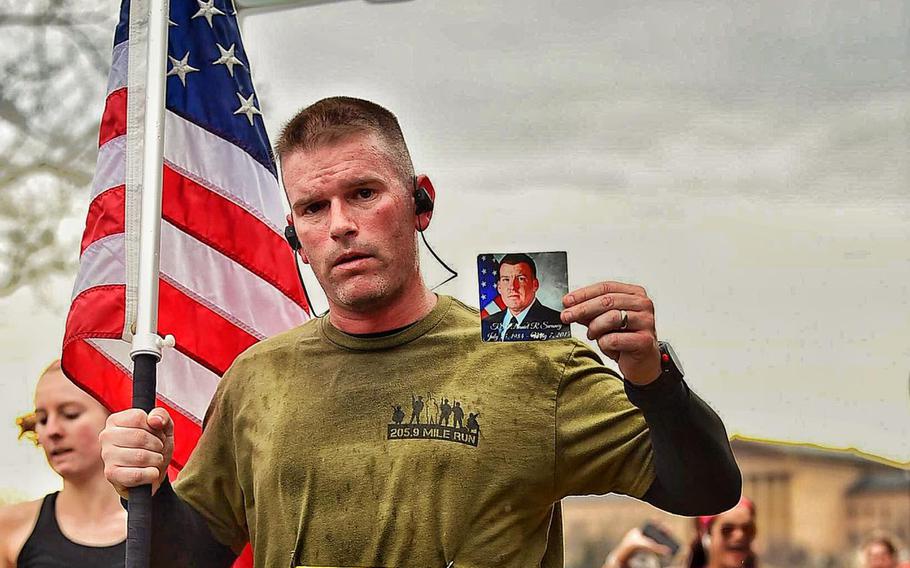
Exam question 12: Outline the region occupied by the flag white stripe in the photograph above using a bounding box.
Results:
[87,337,217,423]
[91,136,127,200]
[164,111,286,232]
[106,40,129,94]
[72,233,127,301]
[73,227,302,339]
[159,221,302,338]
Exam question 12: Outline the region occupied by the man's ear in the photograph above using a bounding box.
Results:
[414,174,435,231]
[532,278,540,293]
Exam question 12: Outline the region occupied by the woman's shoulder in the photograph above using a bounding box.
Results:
[0,497,45,565]
[0,496,43,533]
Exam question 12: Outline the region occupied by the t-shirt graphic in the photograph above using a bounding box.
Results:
[388,393,481,447]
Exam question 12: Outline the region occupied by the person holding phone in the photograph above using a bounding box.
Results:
[602,523,679,568]
[604,496,757,568]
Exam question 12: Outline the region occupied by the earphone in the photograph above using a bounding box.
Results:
[284,224,301,251]
[413,182,434,217]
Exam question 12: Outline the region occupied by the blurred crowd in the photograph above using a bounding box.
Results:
[599,496,908,568]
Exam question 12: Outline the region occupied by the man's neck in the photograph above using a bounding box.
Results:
[328,285,437,335]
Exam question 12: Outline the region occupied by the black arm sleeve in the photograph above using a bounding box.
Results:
[123,479,238,568]
[624,372,742,516]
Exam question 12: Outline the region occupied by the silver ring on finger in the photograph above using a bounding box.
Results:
[618,309,629,331]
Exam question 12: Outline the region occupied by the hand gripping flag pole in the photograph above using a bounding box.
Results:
[127,0,171,565]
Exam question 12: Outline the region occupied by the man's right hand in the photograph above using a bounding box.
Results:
[99,408,174,499]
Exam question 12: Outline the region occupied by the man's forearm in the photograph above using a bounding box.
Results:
[139,480,238,568]
[625,373,742,515]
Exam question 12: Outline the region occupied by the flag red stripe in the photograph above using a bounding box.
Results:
[158,279,260,376]
[99,88,127,147]
[64,285,126,344]
[81,185,126,254]
[161,166,307,310]
[62,338,201,470]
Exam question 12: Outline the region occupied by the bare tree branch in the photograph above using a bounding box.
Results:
[0,0,114,298]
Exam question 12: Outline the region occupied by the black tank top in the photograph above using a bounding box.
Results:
[17,492,125,567]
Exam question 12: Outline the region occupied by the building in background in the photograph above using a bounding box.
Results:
[562,438,910,568]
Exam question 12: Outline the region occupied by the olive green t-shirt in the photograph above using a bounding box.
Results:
[175,295,655,568]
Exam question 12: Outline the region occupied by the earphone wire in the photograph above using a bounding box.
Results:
[414,176,458,291]
[419,228,458,291]
[290,247,328,318]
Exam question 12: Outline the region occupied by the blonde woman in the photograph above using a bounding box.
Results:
[0,361,126,567]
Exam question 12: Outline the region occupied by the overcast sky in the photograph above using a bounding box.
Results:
[1,0,907,499]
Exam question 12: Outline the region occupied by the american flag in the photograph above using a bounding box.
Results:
[62,0,308,478]
[477,254,505,318]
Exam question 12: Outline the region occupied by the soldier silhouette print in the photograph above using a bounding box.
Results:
[429,397,439,424]
[439,398,452,426]
[453,401,464,429]
[391,405,405,425]
[410,395,424,424]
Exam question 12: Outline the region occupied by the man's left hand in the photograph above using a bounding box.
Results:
[561,281,662,385]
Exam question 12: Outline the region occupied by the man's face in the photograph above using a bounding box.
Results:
[863,543,897,568]
[496,262,539,314]
[282,132,418,312]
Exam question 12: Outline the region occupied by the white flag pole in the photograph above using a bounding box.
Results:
[127,0,173,566]
[131,0,170,359]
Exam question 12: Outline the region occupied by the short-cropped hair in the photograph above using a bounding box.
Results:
[498,253,537,279]
[275,96,415,187]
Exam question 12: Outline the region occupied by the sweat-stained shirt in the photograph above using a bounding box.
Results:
[174,295,655,568]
